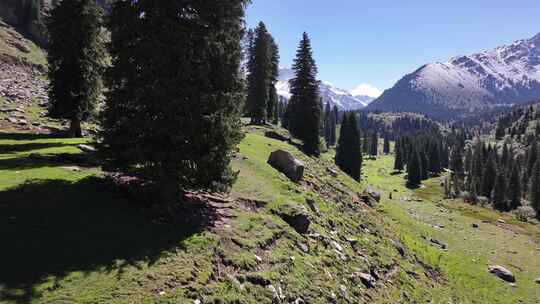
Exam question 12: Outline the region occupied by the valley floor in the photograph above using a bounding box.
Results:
[0,126,539,303]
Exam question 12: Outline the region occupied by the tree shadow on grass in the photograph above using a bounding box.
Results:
[0,176,218,303]
[0,142,79,154]
[0,133,68,141]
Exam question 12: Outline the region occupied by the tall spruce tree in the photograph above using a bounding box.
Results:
[383,136,390,154]
[246,22,271,124]
[47,0,105,137]
[394,139,404,171]
[370,131,379,157]
[267,35,280,123]
[407,146,422,188]
[481,155,497,198]
[492,171,507,211]
[101,0,247,203]
[531,161,540,219]
[336,113,362,181]
[288,32,321,156]
[508,165,522,210]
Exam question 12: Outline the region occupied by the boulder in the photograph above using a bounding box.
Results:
[356,272,376,288]
[268,150,305,182]
[535,278,540,284]
[275,203,310,234]
[488,265,515,283]
[363,188,381,202]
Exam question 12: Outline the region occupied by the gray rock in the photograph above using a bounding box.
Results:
[488,265,515,283]
[264,130,289,142]
[535,277,540,284]
[356,272,376,288]
[268,150,305,182]
[275,203,310,234]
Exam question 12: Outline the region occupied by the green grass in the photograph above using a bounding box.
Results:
[3,127,538,303]
[362,150,540,304]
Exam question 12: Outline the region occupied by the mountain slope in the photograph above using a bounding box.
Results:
[277,67,374,111]
[367,33,540,119]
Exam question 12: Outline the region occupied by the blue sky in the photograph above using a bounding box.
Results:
[246,0,540,96]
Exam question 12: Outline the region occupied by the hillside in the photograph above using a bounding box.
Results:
[1,123,539,303]
[367,32,540,119]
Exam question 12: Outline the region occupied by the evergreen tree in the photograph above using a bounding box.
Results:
[370,131,379,157]
[335,113,362,181]
[492,171,507,211]
[101,0,247,203]
[508,165,522,210]
[246,22,271,124]
[383,136,390,154]
[329,106,337,146]
[394,139,404,171]
[407,146,422,188]
[481,155,497,198]
[288,32,321,156]
[323,102,332,145]
[267,35,280,122]
[47,0,105,137]
[531,161,540,219]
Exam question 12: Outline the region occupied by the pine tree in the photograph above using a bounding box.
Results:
[383,136,390,154]
[492,171,507,211]
[335,113,349,171]
[288,32,321,156]
[246,22,271,124]
[323,102,332,145]
[47,0,105,137]
[335,113,361,181]
[531,161,540,219]
[394,139,404,171]
[508,165,522,210]
[329,105,337,146]
[101,0,247,203]
[407,146,422,188]
[267,35,280,122]
[370,131,379,157]
[481,155,497,198]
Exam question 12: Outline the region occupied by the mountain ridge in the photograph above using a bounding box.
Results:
[367,32,540,119]
[277,67,375,111]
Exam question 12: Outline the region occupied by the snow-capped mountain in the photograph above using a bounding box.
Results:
[367,32,540,119]
[276,68,374,111]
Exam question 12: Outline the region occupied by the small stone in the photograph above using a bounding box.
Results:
[331,240,343,252]
[535,278,540,284]
[158,291,166,296]
[497,219,506,224]
[78,144,97,153]
[357,272,376,288]
[430,238,447,250]
[193,300,201,304]
[254,255,262,263]
[472,223,479,228]
[488,265,515,283]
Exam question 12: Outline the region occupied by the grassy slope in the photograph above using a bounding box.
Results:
[1,128,539,303]
[0,127,444,304]
[362,152,540,304]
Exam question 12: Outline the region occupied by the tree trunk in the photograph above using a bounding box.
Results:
[70,118,83,138]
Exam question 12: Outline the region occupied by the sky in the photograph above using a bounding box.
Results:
[246,0,540,97]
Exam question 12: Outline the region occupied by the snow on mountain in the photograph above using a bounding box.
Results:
[367,32,540,119]
[276,67,374,111]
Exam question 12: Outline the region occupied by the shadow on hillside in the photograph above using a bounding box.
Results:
[0,133,68,141]
[0,177,216,303]
[0,153,98,170]
[0,142,79,154]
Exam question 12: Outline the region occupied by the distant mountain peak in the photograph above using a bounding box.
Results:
[367,32,540,119]
[276,67,374,111]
